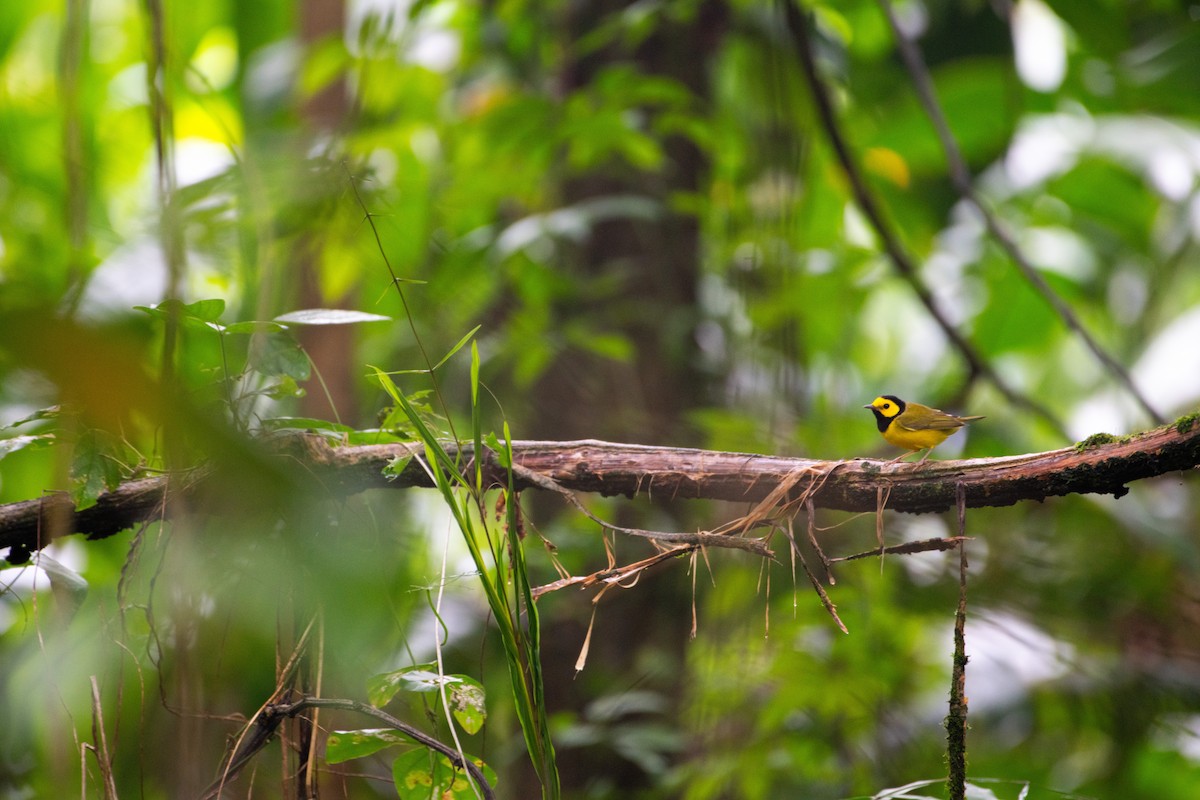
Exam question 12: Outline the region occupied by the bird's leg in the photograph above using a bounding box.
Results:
[915,448,934,465]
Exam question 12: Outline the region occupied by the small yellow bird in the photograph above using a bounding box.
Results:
[864,395,984,463]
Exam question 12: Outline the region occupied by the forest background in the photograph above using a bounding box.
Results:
[2,0,1200,798]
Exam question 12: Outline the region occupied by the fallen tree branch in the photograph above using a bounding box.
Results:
[2,417,1198,559]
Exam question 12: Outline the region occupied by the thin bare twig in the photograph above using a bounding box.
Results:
[509,461,775,557]
[89,677,119,800]
[805,496,834,584]
[788,530,848,634]
[830,536,967,562]
[779,1,1068,438]
[876,0,1164,425]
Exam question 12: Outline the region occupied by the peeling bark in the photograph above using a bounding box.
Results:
[3,419,1198,561]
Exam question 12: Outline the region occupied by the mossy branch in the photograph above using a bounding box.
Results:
[2,417,1198,560]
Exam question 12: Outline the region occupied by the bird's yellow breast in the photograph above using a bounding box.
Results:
[880,424,955,452]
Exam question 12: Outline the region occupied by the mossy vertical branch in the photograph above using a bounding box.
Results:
[946,483,970,799]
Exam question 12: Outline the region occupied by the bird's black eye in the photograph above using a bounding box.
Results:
[883,403,892,410]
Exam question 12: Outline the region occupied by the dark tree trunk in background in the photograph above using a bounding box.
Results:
[520,2,728,796]
[296,0,358,426]
[529,2,726,445]
[293,3,351,798]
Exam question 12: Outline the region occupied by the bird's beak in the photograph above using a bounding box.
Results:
[862,404,872,409]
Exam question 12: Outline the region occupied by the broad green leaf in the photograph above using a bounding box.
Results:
[70,430,126,510]
[867,57,1018,176]
[1047,156,1155,248]
[397,668,461,694]
[368,663,438,706]
[974,265,1060,355]
[391,749,448,799]
[273,308,391,326]
[325,728,409,764]
[134,298,225,324]
[391,750,495,800]
[248,332,310,380]
[183,298,226,322]
[448,678,486,735]
[263,376,305,400]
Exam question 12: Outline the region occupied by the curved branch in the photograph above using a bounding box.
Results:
[779,1,1068,437]
[3,418,1198,559]
[876,0,1165,425]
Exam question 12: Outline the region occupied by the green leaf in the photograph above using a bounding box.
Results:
[448,678,487,735]
[382,454,414,481]
[134,298,226,325]
[483,432,511,468]
[263,376,306,400]
[430,325,481,371]
[273,308,391,326]
[372,379,448,439]
[399,668,461,694]
[248,332,311,380]
[391,749,446,799]
[368,663,438,706]
[224,320,287,335]
[70,430,126,510]
[183,298,226,322]
[325,728,409,764]
[391,750,495,800]
[867,57,1017,177]
[368,668,484,735]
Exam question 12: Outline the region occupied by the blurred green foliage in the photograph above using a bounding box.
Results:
[2,0,1200,798]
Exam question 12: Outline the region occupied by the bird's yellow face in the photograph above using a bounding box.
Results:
[866,396,903,421]
[865,395,912,440]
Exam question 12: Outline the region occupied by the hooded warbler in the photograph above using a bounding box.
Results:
[864,395,984,462]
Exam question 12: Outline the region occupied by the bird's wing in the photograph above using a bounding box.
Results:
[898,414,965,431]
